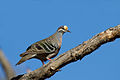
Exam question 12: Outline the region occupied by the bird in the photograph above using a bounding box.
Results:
[16,25,70,65]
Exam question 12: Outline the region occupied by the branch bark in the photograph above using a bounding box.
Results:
[12,25,120,80]
[0,50,15,80]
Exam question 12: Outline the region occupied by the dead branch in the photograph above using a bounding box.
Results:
[0,50,15,80]
[11,25,120,80]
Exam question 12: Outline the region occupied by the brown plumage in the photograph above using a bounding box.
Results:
[16,25,70,65]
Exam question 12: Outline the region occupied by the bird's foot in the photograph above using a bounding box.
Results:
[47,58,52,61]
[42,61,45,65]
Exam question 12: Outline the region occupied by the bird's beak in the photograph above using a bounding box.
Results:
[67,30,71,33]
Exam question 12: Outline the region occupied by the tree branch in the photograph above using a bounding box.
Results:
[0,50,15,80]
[12,25,120,80]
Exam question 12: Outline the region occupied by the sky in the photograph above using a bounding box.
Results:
[0,0,120,80]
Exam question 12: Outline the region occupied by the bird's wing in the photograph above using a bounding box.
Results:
[35,40,57,53]
[20,40,57,57]
[20,50,46,57]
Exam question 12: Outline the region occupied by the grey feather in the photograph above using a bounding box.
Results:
[16,25,70,65]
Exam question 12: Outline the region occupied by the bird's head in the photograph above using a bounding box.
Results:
[57,25,70,34]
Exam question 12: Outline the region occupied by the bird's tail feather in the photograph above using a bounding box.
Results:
[16,54,35,65]
[20,52,28,57]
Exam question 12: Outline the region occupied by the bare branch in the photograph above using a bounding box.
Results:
[11,25,120,80]
[0,50,15,80]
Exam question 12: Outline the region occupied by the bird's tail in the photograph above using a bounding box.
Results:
[16,54,35,65]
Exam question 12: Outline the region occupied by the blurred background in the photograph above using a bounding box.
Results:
[0,0,120,80]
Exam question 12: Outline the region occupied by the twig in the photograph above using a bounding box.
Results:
[0,50,15,80]
[11,25,120,80]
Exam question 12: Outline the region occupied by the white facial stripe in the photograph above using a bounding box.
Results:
[58,28,65,32]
